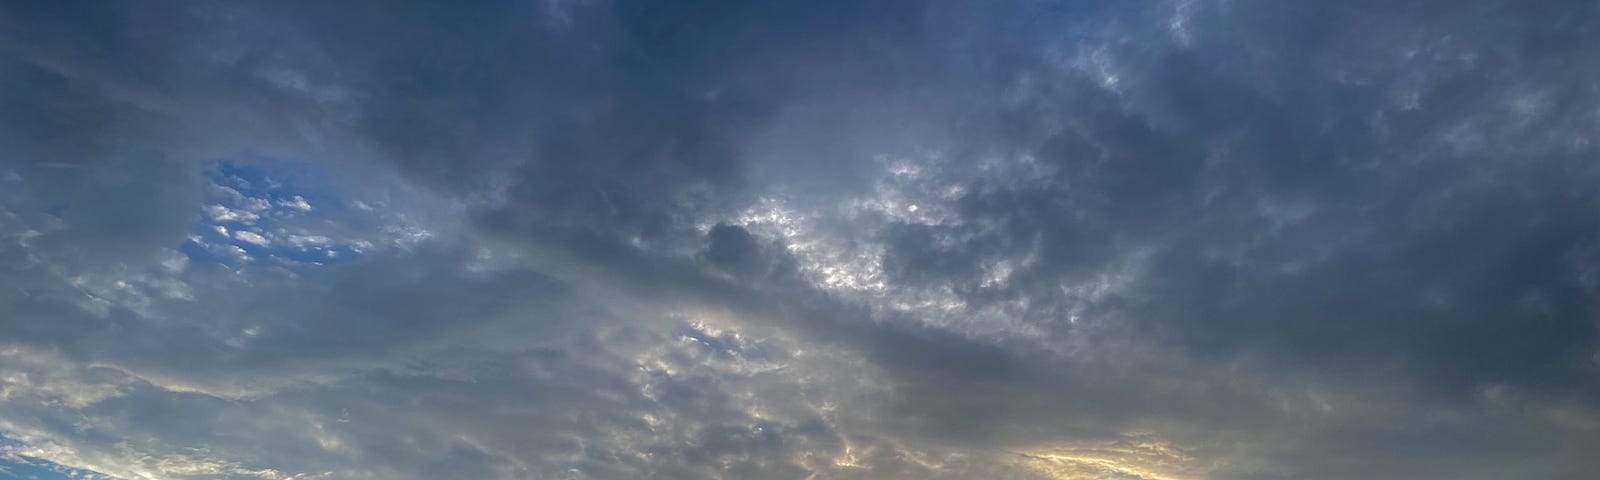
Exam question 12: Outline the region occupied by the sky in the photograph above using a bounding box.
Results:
[1,1,1599,479]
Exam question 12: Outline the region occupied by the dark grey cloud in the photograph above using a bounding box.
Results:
[3,1,1600,479]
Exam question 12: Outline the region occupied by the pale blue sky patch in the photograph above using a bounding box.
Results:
[181,160,425,270]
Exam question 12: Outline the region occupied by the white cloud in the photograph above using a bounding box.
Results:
[0,346,128,409]
[234,230,270,247]
[279,195,313,212]
[205,204,260,224]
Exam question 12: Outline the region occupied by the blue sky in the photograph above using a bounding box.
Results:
[0,436,110,480]
[0,456,105,480]
[0,457,71,480]
[2,1,1600,479]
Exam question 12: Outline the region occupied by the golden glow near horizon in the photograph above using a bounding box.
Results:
[1018,436,1211,480]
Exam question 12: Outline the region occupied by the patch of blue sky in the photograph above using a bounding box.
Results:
[0,439,114,480]
[0,457,75,480]
[183,159,381,269]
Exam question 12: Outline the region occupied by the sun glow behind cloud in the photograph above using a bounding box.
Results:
[1019,437,1211,480]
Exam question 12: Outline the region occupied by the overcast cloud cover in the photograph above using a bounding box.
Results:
[2,1,1600,479]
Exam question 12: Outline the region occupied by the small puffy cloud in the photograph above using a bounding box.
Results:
[233,230,270,247]
[206,204,260,224]
[278,195,312,212]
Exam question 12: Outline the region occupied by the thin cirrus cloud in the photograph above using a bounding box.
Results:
[2,1,1599,479]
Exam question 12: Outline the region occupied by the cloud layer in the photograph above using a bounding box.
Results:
[3,1,1599,479]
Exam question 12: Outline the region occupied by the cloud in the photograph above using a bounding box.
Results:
[1,1,1599,479]
[233,230,269,247]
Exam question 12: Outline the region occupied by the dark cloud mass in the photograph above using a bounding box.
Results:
[3,1,1600,479]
